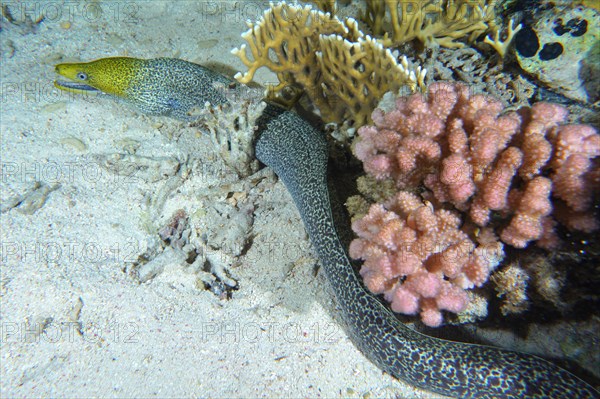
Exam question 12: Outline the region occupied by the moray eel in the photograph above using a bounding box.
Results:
[54,57,233,119]
[55,57,599,399]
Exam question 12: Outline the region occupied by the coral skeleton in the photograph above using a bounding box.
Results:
[189,83,266,177]
[491,262,530,315]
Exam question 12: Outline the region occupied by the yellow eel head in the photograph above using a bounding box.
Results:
[54,57,144,98]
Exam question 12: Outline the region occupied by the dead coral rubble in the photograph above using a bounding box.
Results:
[189,84,266,178]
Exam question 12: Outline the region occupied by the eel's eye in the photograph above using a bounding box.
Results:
[77,72,88,80]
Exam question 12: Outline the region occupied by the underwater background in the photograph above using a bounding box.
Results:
[1,1,598,397]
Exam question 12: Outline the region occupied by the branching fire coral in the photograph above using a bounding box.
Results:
[232,2,425,128]
[303,0,336,14]
[363,0,497,48]
[350,82,600,326]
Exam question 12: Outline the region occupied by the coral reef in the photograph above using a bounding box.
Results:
[189,83,266,178]
[350,191,503,327]
[423,47,536,110]
[353,82,600,243]
[514,4,600,103]
[362,0,497,48]
[158,208,190,250]
[303,0,337,14]
[491,262,530,315]
[526,253,567,309]
[232,2,425,130]
[483,17,522,59]
[137,203,247,298]
[349,82,600,326]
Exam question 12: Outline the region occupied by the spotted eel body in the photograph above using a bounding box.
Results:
[254,106,599,399]
[55,57,232,119]
[55,57,599,399]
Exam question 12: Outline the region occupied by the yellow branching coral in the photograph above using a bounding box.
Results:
[484,17,522,59]
[364,0,497,48]
[232,2,360,93]
[317,34,424,125]
[232,2,424,128]
[303,0,337,14]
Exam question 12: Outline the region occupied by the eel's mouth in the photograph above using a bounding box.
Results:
[54,79,99,94]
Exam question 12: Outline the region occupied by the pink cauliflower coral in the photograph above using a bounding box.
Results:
[353,82,599,247]
[349,191,503,327]
[351,82,600,326]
